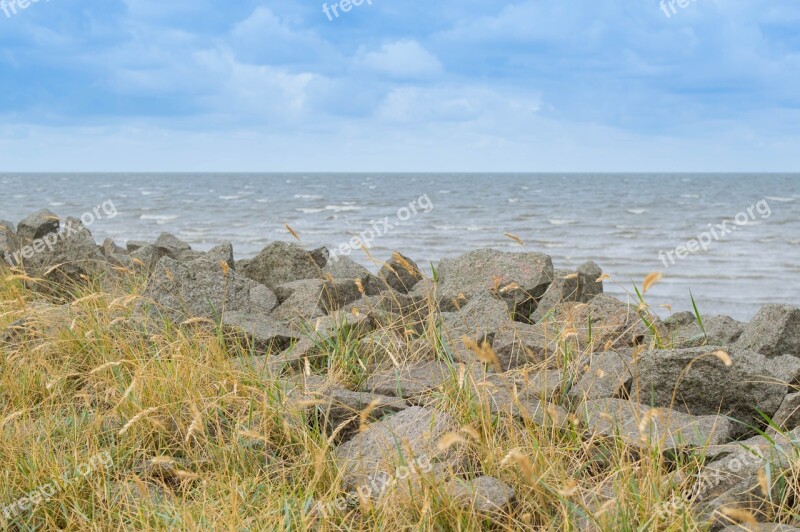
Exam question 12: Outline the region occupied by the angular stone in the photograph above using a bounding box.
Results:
[666,312,746,348]
[633,346,787,435]
[445,476,515,513]
[242,241,325,290]
[379,252,424,294]
[693,428,800,525]
[769,392,800,432]
[334,406,463,490]
[579,398,735,451]
[19,218,112,286]
[530,261,604,323]
[475,374,567,426]
[437,249,553,316]
[17,209,59,241]
[221,311,300,352]
[142,256,278,323]
[737,304,800,358]
[271,278,363,324]
[568,350,634,402]
[550,295,656,350]
[490,323,562,370]
[366,361,455,402]
[130,245,165,272]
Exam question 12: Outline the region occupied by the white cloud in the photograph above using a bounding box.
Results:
[355,40,442,79]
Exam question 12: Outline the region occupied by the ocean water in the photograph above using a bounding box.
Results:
[1,173,799,321]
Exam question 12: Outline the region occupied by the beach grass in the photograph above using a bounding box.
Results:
[1,264,798,531]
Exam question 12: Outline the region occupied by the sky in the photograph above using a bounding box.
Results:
[0,0,798,172]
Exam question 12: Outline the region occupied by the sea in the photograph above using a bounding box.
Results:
[1,173,798,321]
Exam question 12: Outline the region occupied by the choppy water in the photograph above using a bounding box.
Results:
[1,173,799,321]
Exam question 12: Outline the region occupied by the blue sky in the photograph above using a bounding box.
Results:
[0,0,798,171]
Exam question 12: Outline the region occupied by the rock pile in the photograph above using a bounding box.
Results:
[3,208,800,528]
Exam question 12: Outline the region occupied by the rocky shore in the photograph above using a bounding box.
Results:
[3,208,800,530]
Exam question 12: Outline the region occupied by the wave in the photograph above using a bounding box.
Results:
[765,196,796,203]
[548,219,577,226]
[140,214,178,223]
[627,208,646,215]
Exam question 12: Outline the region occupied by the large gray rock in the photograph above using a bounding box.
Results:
[530,261,604,322]
[437,249,553,317]
[17,209,59,241]
[666,312,746,348]
[271,278,363,324]
[568,350,635,402]
[142,255,277,323]
[334,406,463,490]
[0,220,18,265]
[490,323,561,370]
[440,292,512,360]
[693,428,800,526]
[444,476,515,514]
[379,252,424,294]
[475,374,567,426]
[580,398,735,452]
[366,361,455,403]
[18,218,112,285]
[633,346,788,434]
[221,311,300,352]
[547,295,657,351]
[736,304,800,358]
[242,241,325,290]
[130,245,165,272]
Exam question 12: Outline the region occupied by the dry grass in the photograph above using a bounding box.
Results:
[1,263,799,531]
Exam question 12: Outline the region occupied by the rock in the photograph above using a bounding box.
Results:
[519,370,568,401]
[693,428,800,526]
[379,252,424,294]
[17,209,59,241]
[100,238,127,257]
[126,240,149,252]
[550,295,656,350]
[321,255,384,295]
[439,292,512,365]
[490,323,562,370]
[666,311,746,348]
[475,374,567,426]
[444,476,515,513]
[19,218,112,286]
[130,245,165,272]
[530,262,604,322]
[242,241,325,290]
[204,241,235,270]
[285,377,408,441]
[221,311,300,352]
[154,232,191,254]
[366,361,455,403]
[271,279,362,324]
[0,220,19,264]
[437,249,553,317]
[763,354,800,385]
[769,392,800,432]
[334,406,463,490]
[568,350,634,402]
[142,255,278,323]
[233,339,317,375]
[736,304,800,358]
[579,398,735,451]
[633,346,788,435]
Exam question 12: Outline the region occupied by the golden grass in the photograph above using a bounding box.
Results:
[0,263,799,531]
